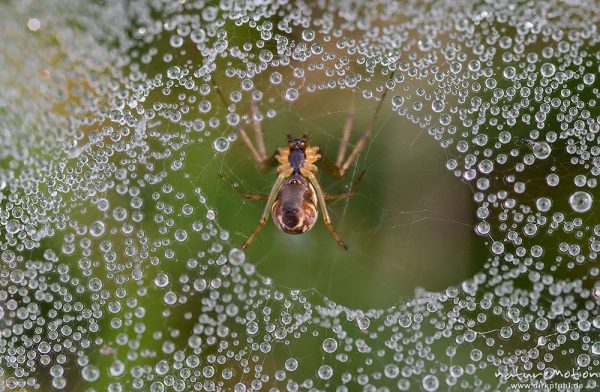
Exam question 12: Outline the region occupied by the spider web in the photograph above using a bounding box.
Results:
[1,1,600,391]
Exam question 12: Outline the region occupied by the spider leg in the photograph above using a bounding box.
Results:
[250,100,268,164]
[319,155,343,177]
[333,73,394,177]
[211,78,276,169]
[324,170,366,200]
[218,174,268,200]
[237,125,268,167]
[241,168,292,250]
[335,94,355,169]
[238,101,279,169]
[337,131,369,177]
[301,168,348,250]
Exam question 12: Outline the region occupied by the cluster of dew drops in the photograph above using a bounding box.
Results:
[2,0,600,391]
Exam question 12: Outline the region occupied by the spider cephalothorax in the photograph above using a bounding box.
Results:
[214,77,392,250]
[287,134,308,150]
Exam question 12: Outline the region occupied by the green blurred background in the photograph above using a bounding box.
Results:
[202,88,485,309]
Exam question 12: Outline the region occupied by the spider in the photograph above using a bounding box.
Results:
[215,80,392,250]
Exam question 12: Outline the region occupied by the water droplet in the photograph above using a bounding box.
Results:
[569,191,593,213]
[531,141,551,159]
[317,365,333,380]
[228,248,245,266]
[213,137,230,152]
[432,100,444,112]
[422,375,439,391]
[284,88,298,102]
[284,358,298,371]
[322,338,338,353]
[302,28,315,42]
[540,63,556,77]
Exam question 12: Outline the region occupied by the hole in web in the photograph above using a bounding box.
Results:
[204,89,486,309]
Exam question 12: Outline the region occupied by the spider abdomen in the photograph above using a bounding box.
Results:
[271,175,318,234]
